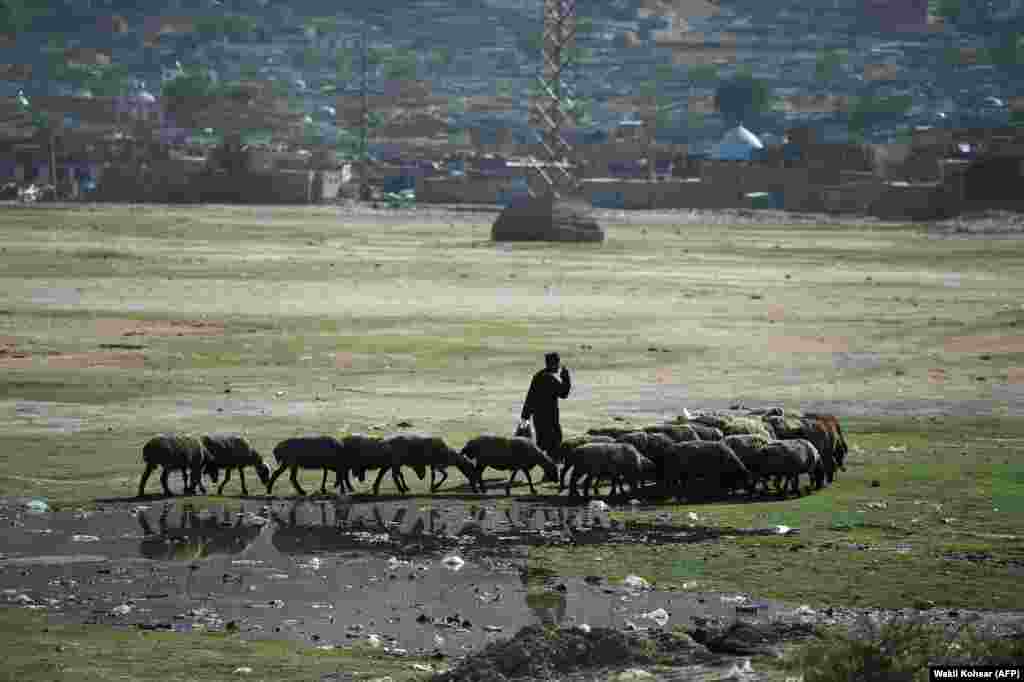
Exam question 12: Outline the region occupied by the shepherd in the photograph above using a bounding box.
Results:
[520,352,572,458]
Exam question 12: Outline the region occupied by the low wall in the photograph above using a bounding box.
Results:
[416,175,529,205]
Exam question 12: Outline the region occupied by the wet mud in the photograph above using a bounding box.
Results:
[3,496,1023,680]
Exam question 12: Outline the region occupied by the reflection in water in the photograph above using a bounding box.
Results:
[267,500,615,557]
[137,505,267,562]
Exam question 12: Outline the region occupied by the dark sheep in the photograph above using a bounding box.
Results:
[339,433,392,494]
[200,433,271,496]
[616,431,676,487]
[663,440,752,501]
[459,435,559,496]
[379,433,475,494]
[566,442,654,500]
[138,433,213,498]
[554,434,616,491]
[723,434,778,493]
[756,438,824,495]
[267,435,353,496]
[688,423,724,441]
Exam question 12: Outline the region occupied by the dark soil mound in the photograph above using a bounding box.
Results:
[431,625,716,682]
[690,621,819,656]
[491,194,605,242]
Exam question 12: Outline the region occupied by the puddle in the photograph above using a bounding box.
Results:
[0,498,802,659]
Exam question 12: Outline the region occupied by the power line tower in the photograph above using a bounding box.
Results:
[527,0,581,199]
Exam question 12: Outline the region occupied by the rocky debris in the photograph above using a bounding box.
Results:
[688,621,817,657]
[430,625,717,682]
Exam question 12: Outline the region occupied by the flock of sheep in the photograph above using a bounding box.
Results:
[137,408,849,503]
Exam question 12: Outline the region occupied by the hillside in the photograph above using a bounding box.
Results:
[1,0,1023,152]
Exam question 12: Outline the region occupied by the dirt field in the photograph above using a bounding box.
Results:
[1,203,1023,681]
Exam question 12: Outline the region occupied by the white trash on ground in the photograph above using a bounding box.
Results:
[640,607,670,627]
[621,575,651,591]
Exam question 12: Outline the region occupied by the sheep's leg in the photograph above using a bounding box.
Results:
[238,468,248,496]
[160,467,173,497]
[266,463,288,495]
[559,463,572,492]
[318,467,329,495]
[523,467,536,495]
[474,464,486,493]
[582,473,593,501]
[392,465,407,494]
[432,466,448,493]
[568,468,582,499]
[191,461,207,495]
[289,463,307,496]
[217,467,232,496]
[505,468,519,496]
[372,467,389,496]
[138,463,156,498]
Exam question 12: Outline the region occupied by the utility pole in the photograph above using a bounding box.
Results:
[527,0,580,199]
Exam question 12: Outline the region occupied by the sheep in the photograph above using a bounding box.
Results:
[459,435,559,496]
[379,433,475,494]
[688,423,725,441]
[642,424,701,442]
[138,433,213,498]
[339,433,393,494]
[803,413,849,480]
[200,433,271,496]
[566,442,655,501]
[719,416,775,440]
[616,431,676,489]
[722,433,779,494]
[755,438,824,495]
[554,434,616,491]
[267,435,353,496]
[662,440,753,501]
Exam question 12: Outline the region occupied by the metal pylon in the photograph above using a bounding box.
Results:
[527,0,580,199]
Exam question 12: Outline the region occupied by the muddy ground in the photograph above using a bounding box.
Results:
[3,495,1023,681]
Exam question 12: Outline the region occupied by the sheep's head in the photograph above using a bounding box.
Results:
[254,458,271,487]
[203,461,220,484]
[452,453,476,481]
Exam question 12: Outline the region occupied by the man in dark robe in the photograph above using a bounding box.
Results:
[521,352,571,458]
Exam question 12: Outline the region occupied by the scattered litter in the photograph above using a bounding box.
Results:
[622,575,651,591]
[578,623,591,633]
[721,595,748,604]
[231,560,264,566]
[384,647,408,656]
[299,557,323,570]
[612,670,655,681]
[681,581,698,590]
[774,525,795,535]
[441,555,465,571]
[233,667,252,674]
[724,659,755,678]
[640,608,670,627]
[246,600,284,609]
[71,535,100,543]
[887,445,907,453]
[274,391,285,397]
[110,604,133,617]
[482,625,502,632]
[267,573,289,580]
[10,593,33,604]
[942,518,957,525]
[24,499,49,514]
[866,502,888,510]
[387,557,409,570]
[311,603,333,610]
[411,664,434,673]
[623,620,640,631]
[794,605,816,617]
[367,634,382,647]
[588,500,610,512]
[687,512,700,522]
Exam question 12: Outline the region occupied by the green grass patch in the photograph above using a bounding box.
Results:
[0,608,434,682]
